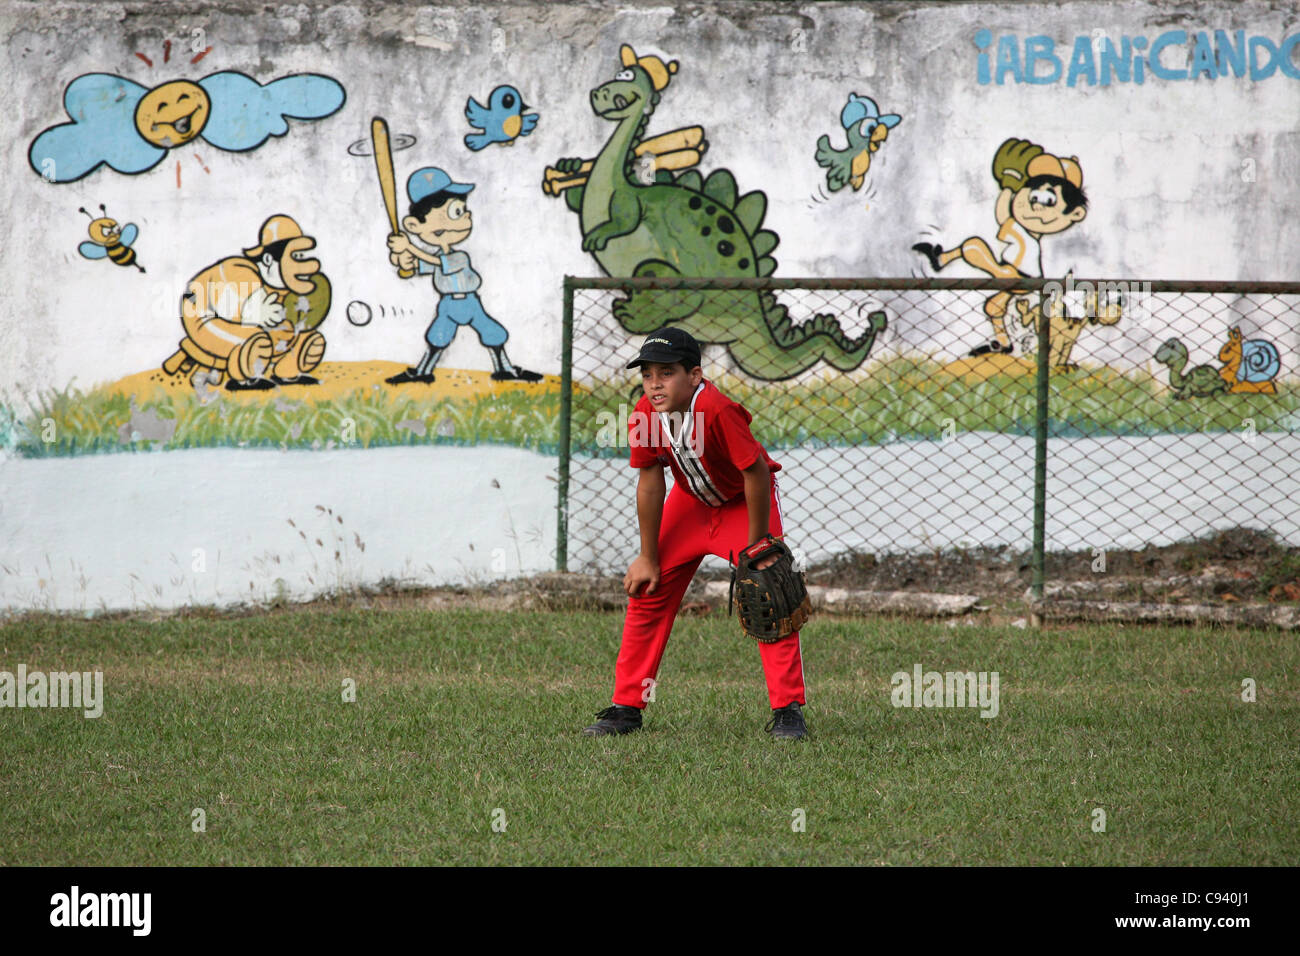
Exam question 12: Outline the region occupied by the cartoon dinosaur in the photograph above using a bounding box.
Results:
[546,44,885,381]
[1154,338,1229,399]
[1218,327,1280,394]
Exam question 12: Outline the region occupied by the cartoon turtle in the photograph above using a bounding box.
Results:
[1154,338,1229,399]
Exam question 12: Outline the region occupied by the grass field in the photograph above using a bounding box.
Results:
[2,608,1296,866]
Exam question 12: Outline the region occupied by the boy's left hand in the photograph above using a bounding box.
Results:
[744,537,779,570]
[731,536,813,643]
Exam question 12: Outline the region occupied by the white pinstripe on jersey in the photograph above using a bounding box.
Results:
[659,383,725,506]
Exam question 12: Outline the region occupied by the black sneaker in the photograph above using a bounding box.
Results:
[582,704,643,737]
[225,377,274,391]
[911,241,944,273]
[271,375,320,386]
[490,367,543,382]
[385,368,436,384]
[765,702,808,740]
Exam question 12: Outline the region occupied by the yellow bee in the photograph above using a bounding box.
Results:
[78,204,144,272]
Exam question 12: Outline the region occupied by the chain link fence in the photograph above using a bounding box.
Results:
[558,277,1300,595]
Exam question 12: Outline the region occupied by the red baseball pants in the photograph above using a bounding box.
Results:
[612,479,806,710]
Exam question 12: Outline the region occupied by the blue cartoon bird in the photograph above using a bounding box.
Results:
[464,85,539,151]
[815,93,902,192]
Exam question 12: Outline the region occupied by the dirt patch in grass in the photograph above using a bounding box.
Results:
[791,526,1300,609]
[3,527,1296,627]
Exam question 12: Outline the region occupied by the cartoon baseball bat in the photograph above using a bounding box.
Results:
[542,126,705,181]
[541,144,707,185]
[542,148,708,196]
[371,116,414,279]
[542,148,706,196]
[541,126,708,193]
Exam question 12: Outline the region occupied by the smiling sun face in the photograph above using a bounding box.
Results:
[134,80,211,148]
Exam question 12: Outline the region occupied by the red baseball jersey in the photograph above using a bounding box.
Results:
[628,380,781,506]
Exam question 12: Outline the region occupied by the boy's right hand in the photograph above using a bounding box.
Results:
[623,555,660,597]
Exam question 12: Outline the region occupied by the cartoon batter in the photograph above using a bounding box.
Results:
[384,166,540,384]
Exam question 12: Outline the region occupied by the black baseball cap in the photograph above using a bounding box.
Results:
[626,326,702,369]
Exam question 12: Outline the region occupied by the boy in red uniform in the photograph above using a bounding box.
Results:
[582,327,808,740]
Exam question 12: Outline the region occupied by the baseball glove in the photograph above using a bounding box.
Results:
[729,535,814,643]
[991,137,1044,190]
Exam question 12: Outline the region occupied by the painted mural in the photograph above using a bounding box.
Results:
[1156,328,1282,399]
[28,72,345,183]
[2,1,1299,613]
[10,53,562,457]
[912,137,1088,357]
[544,44,887,381]
[162,214,330,390]
[1012,288,1121,373]
[77,205,145,273]
[973,27,1300,86]
[814,94,901,194]
[1,12,1294,466]
[464,85,539,151]
[1218,328,1281,394]
[385,165,541,384]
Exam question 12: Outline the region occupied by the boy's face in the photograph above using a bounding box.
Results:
[640,361,702,414]
[403,197,473,250]
[1010,183,1085,235]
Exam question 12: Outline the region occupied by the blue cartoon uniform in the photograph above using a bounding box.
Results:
[412,244,508,348]
[385,166,540,384]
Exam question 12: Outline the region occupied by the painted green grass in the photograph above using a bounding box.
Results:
[1,608,1296,865]
[5,359,1296,458]
[4,386,560,458]
[574,362,1300,454]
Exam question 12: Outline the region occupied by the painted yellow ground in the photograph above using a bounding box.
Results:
[101,355,1029,406]
[938,354,1036,383]
[102,361,562,405]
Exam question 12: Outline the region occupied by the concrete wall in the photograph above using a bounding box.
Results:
[2,1,1298,611]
